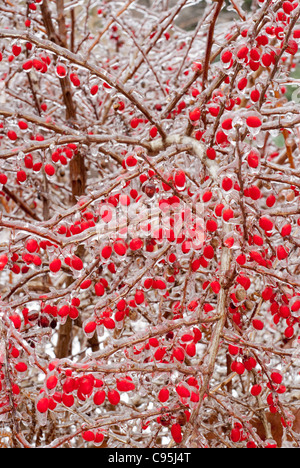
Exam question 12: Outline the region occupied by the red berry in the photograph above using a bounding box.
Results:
[262,53,272,67]
[250,89,260,102]
[71,255,83,270]
[293,29,300,39]
[247,150,260,168]
[125,154,137,167]
[189,108,201,121]
[79,375,94,395]
[259,217,273,232]
[12,44,22,56]
[236,254,246,266]
[230,427,241,443]
[176,384,190,398]
[250,47,260,61]
[281,224,292,237]
[206,219,218,232]
[101,245,112,259]
[284,326,294,339]
[84,321,97,335]
[135,290,144,305]
[173,347,185,362]
[46,375,58,390]
[271,372,283,385]
[37,398,49,413]
[174,170,186,188]
[119,194,130,206]
[107,389,120,405]
[222,118,233,130]
[117,299,127,311]
[9,314,22,329]
[246,116,262,128]
[26,239,39,253]
[186,343,196,357]
[57,305,70,318]
[251,384,262,396]
[113,239,127,256]
[171,423,182,444]
[150,126,158,138]
[130,117,140,129]
[45,164,55,177]
[248,185,261,200]
[80,279,91,290]
[238,77,248,90]
[94,390,106,405]
[95,282,105,297]
[62,393,75,407]
[130,238,143,251]
[18,120,28,130]
[237,46,249,59]
[82,431,95,442]
[15,362,28,372]
[232,361,245,375]
[117,378,135,392]
[50,259,61,273]
[90,84,99,95]
[222,177,233,191]
[228,344,239,356]
[279,305,290,319]
[70,73,80,87]
[266,194,276,207]
[56,65,67,77]
[24,155,33,169]
[252,319,264,330]
[17,170,27,183]
[286,40,298,56]
[0,173,8,185]
[203,245,214,259]
[12,384,20,395]
[207,148,216,160]
[262,287,273,301]
[94,432,104,444]
[158,387,169,403]
[211,280,220,294]
[291,299,300,313]
[223,208,234,222]
[0,254,8,271]
[221,50,233,63]
[277,246,289,260]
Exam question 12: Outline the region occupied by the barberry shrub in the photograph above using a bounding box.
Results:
[0,0,299,449]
